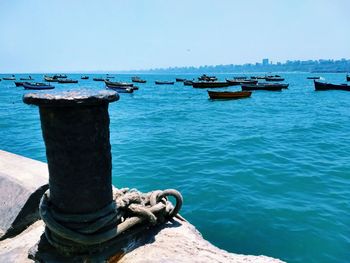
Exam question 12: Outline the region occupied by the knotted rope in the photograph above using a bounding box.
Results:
[39,188,183,255]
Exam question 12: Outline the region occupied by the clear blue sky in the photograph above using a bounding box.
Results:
[0,0,349,73]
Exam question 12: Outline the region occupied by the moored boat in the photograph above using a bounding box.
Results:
[198,74,217,82]
[131,76,146,83]
[81,76,89,80]
[347,75,350,81]
[106,86,133,93]
[93,78,106,81]
[307,76,320,79]
[20,76,33,80]
[241,83,288,91]
[44,76,59,82]
[226,79,258,86]
[23,82,54,90]
[192,81,230,88]
[53,74,67,79]
[58,79,78,84]
[105,80,133,87]
[265,76,285,81]
[15,82,25,87]
[314,80,350,91]
[176,78,185,82]
[208,90,252,100]
[155,81,175,85]
[183,80,194,86]
[3,76,16,80]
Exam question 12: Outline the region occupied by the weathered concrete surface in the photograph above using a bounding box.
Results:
[0,150,48,240]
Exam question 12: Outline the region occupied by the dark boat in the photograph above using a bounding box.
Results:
[23,82,54,90]
[106,86,134,93]
[44,76,59,82]
[307,76,320,79]
[198,74,217,82]
[20,76,33,80]
[58,79,78,84]
[192,81,230,88]
[105,80,133,87]
[3,76,16,80]
[176,78,185,82]
[131,77,146,83]
[81,76,89,80]
[53,74,67,79]
[347,75,350,81]
[183,80,194,86]
[226,79,258,86]
[93,78,106,81]
[241,83,288,91]
[314,80,350,91]
[15,82,25,87]
[155,81,175,85]
[208,90,252,100]
[265,76,285,81]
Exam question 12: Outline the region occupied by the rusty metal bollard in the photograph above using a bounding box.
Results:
[23,90,119,256]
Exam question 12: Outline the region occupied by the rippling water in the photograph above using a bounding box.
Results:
[0,73,349,263]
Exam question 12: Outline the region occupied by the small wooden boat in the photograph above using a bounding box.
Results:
[23,82,54,90]
[44,76,59,82]
[131,77,146,83]
[192,81,230,88]
[347,75,350,81]
[53,74,67,79]
[307,76,320,79]
[20,76,33,80]
[155,81,175,85]
[314,80,350,91]
[58,79,78,84]
[93,78,105,81]
[15,82,25,87]
[208,90,252,100]
[3,77,16,80]
[198,74,217,82]
[265,76,284,82]
[106,86,133,93]
[105,80,133,87]
[176,78,185,82]
[183,80,194,86]
[81,76,89,80]
[226,79,258,86]
[241,83,288,91]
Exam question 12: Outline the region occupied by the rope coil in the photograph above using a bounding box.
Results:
[39,188,183,254]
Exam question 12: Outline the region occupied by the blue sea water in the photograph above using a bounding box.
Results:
[0,73,349,263]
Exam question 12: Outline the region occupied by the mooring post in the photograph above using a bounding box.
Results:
[23,90,119,255]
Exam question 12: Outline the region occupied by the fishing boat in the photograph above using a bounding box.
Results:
[15,82,25,87]
[155,81,175,85]
[106,86,133,93]
[265,76,285,81]
[208,90,252,100]
[226,79,258,86]
[307,76,320,79]
[314,80,350,91]
[81,76,89,80]
[44,76,59,82]
[53,74,67,79]
[105,80,133,87]
[198,74,217,82]
[131,77,146,83]
[93,78,106,81]
[3,76,16,80]
[192,81,230,88]
[20,76,33,80]
[23,82,54,90]
[347,75,350,81]
[183,80,194,86]
[58,79,78,84]
[176,78,185,82]
[241,83,288,91]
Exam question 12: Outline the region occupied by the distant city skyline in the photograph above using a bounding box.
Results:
[0,0,349,73]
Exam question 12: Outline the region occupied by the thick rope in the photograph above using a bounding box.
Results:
[39,187,183,254]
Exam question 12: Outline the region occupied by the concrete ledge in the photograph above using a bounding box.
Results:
[0,150,48,239]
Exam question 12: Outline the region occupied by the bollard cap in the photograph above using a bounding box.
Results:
[23,90,119,107]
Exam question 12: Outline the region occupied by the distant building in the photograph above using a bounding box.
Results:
[262,58,269,65]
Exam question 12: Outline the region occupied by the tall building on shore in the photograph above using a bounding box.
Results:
[262,58,269,65]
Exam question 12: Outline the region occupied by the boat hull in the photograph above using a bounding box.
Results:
[192,82,230,88]
[208,91,252,100]
[314,80,350,91]
[106,87,133,93]
[23,83,54,90]
[155,81,174,85]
